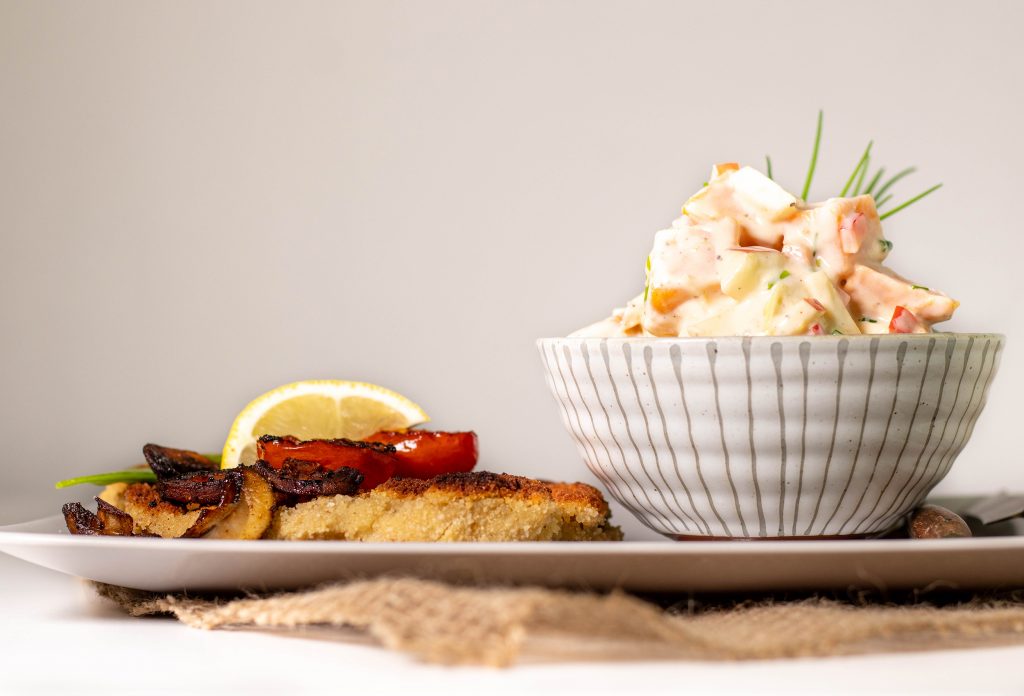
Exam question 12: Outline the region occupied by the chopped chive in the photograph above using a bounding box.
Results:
[779,270,790,280]
[860,317,878,323]
[840,141,873,197]
[879,239,893,253]
[702,181,709,187]
[874,167,916,201]
[55,470,157,489]
[879,183,943,220]
[801,110,823,200]
[643,255,651,302]
[852,153,871,196]
[863,167,885,196]
[911,284,930,291]
[875,194,893,209]
[765,155,774,180]
[831,329,844,335]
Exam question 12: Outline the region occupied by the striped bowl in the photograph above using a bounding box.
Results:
[538,334,1004,539]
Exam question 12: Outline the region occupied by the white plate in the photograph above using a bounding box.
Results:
[3,515,1024,592]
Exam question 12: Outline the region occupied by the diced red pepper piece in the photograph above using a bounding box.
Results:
[364,431,478,479]
[808,323,825,336]
[889,306,925,334]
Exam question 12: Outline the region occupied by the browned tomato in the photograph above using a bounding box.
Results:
[256,435,397,490]
[364,431,478,479]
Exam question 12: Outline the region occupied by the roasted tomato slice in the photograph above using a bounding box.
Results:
[256,435,397,490]
[364,431,478,479]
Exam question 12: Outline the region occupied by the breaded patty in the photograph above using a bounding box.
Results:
[268,471,623,542]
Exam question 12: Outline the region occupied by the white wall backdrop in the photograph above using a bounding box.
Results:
[2,0,1020,540]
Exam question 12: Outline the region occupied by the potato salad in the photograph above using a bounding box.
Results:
[573,163,957,337]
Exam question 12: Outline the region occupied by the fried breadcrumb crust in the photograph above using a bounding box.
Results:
[269,472,623,542]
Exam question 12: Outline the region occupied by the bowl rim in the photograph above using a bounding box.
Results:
[537,333,1005,344]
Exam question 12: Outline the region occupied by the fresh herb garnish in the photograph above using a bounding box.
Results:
[863,167,885,196]
[874,167,916,202]
[54,451,221,489]
[768,269,791,290]
[801,110,823,200]
[769,115,939,219]
[879,239,894,252]
[852,153,871,196]
[55,470,157,489]
[879,184,943,221]
[911,284,930,291]
[860,317,878,323]
[840,141,873,197]
[831,329,844,335]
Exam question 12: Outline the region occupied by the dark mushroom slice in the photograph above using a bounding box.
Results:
[63,502,104,535]
[63,500,137,536]
[252,458,363,503]
[143,444,217,479]
[156,469,242,508]
[94,498,135,536]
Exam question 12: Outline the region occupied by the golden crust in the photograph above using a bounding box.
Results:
[376,472,612,517]
[270,472,622,542]
[105,471,622,543]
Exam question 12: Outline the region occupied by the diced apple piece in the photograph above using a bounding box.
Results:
[717,246,789,300]
[844,264,958,324]
[762,282,826,335]
[729,167,799,222]
[689,291,772,337]
[802,271,862,335]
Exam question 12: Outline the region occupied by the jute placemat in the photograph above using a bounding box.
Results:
[92,578,1024,666]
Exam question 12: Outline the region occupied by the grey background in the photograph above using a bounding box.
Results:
[1,0,1019,540]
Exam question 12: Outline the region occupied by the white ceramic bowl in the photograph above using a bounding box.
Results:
[538,335,1004,539]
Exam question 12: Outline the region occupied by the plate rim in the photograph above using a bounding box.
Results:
[5,514,1024,557]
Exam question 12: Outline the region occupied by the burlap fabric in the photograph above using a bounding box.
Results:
[93,579,1024,666]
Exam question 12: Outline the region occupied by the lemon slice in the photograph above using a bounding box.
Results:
[220,380,429,469]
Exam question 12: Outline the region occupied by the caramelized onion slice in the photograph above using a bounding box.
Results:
[202,467,275,540]
[143,444,217,479]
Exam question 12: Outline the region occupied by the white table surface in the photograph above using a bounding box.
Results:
[2,552,1023,696]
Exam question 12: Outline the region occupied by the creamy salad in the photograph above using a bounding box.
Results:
[573,163,957,337]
